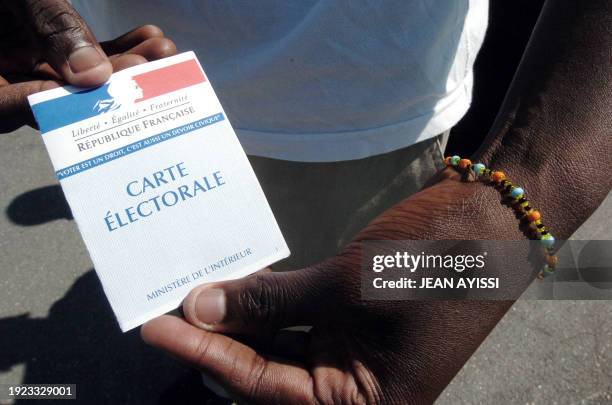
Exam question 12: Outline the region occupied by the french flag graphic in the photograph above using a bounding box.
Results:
[32,59,206,134]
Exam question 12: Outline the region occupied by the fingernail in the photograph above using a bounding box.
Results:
[195,288,226,326]
[68,46,105,73]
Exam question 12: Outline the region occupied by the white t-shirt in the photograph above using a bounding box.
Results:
[73,0,488,162]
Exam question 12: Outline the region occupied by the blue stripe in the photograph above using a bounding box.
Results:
[56,113,225,180]
[32,85,112,134]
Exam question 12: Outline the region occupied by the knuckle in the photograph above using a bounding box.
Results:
[238,274,287,326]
[223,343,275,401]
[153,37,177,57]
[142,37,176,59]
[138,24,164,38]
[243,354,267,398]
[43,26,83,48]
[27,1,87,45]
[191,332,213,366]
[37,80,53,92]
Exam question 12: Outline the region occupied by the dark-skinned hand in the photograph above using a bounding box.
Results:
[141,168,532,404]
[0,0,176,131]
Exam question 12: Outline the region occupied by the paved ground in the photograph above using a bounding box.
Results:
[1,125,610,404]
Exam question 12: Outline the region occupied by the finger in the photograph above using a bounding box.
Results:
[183,266,333,333]
[100,25,165,55]
[0,80,60,119]
[141,315,316,404]
[119,37,177,61]
[108,54,148,72]
[31,28,175,79]
[18,0,112,87]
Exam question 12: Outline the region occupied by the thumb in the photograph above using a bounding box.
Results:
[19,0,112,87]
[183,267,332,332]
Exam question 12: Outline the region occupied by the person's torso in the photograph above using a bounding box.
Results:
[72,0,488,161]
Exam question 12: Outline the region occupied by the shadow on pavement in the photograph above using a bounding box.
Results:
[6,185,72,226]
[0,271,228,404]
[4,176,231,403]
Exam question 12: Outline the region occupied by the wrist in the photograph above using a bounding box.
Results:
[465,0,612,239]
[471,130,610,240]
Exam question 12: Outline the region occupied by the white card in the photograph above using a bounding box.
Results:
[28,52,289,331]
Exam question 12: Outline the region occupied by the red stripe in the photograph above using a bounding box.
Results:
[133,59,206,101]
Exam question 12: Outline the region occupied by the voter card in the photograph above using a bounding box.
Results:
[28,52,290,331]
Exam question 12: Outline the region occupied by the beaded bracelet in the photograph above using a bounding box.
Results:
[444,155,557,279]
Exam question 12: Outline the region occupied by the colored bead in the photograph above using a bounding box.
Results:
[473,163,485,175]
[540,234,555,248]
[491,171,506,183]
[446,157,556,276]
[459,158,471,170]
[545,255,558,266]
[510,187,524,199]
[534,227,547,235]
[526,210,541,222]
[529,220,542,229]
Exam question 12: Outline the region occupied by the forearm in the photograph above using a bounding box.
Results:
[475,0,612,239]
[331,1,611,400]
